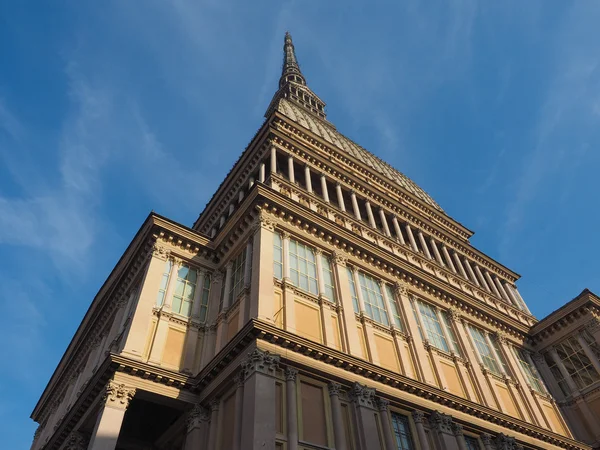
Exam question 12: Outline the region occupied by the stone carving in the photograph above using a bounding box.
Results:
[376,398,389,411]
[531,352,544,364]
[480,433,492,446]
[186,403,210,432]
[411,410,425,424]
[495,433,520,450]
[493,331,508,345]
[586,317,600,333]
[64,431,88,450]
[285,367,298,382]
[332,251,347,267]
[328,382,342,397]
[446,308,461,323]
[234,370,246,387]
[241,348,280,378]
[350,382,376,409]
[210,397,220,412]
[451,423,464,437]
[104,381,136,410]
[394,282,408,296]
[256,210,276,232]
[429,411,453,433]
[152,242,170,260]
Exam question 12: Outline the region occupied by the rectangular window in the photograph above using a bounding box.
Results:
[347,267,360,313]
[198,274,211,323]
[156,259,173,306]
[513,347,545,393]
[289,239,318,295]
[229,247,246,303]
[544,352,569,396]
[171,265,197,317]
[321,255,335,302]
[555,336,600,390]
[385,284,404,331]
[273,232,283,280]
[358,271,389,326]
[464,436,480,450]
[468,325,502,375]
[390,412,414,450]
[417,301,449,352]
[441,312,461,355]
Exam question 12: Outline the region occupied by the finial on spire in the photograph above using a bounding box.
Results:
[280,31,306,88]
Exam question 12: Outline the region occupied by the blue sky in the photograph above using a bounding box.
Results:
[1,1,599,447]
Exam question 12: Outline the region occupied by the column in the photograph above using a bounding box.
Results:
[288,156,295,183]
[430,411,460,450]
[249,213,276,322]
[380,281,397,330]
[548,347,578,394]
[417,231,432,259]
[350,191,362,220]
[315,249,326,296]
[485,332,506,376]
[405,224,419,253]
[350,383,381,450]
[411,411,431,450]
[320,174,330,202]
[392,217,406,245]
[412,299,446,389]
[463,258,480,286]
[352,269,367,314]
[484,271,501,298]
[430,238,444,266]
[333,255,362,357]
[577,334,600,375]
[441,244,457,273]
[191,270,207,321]
[377,399,396,450]
[249,175,256,188]
[473,265,491,292]
[379,209,391,237]
[240,348,280,450]
[305,165,313,193]
[88,381,136,450]
[336,183,346,212]
[207,398,219,450]
[285,368,299,450]
[232,372,245,450]
[328,383,347,450]
[452,423,468,450]
[270,147,277,173]
[452,252,468,279]
[259,163,266,183]
[480,433,493,450]
[184,404,210,450]
[504,283,522,310]
[511,286,532,314]
[222,261,234,311]
[531,352,564,400]
[493,276,511,302]
[244,239,254,291]
[396,283,436,385]
[365,201,377,228]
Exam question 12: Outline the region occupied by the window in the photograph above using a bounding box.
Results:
[229,247,246,303]
[441,312,461,355]
[544,352,569,396]
[468,326,502,375]
[358,271,389,326]
[385,284,404,331]
[513,347,545,393]
[171,265,197,317]
[198,274,211,322]
[554,336,600,390]
[413,301,449,352]
[491,339,510,375]
[321,255,335,302]
[156,259,173,306]
[347,267,360,313]
[289,239,318,295]
[582,329,600,359]
[273,233,283,280]
[464,436,480,450]
[390,413,414,450]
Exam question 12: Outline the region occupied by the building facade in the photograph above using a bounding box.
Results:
[29,33,598,450]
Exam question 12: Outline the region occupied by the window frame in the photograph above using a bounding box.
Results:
[171,264,198,318]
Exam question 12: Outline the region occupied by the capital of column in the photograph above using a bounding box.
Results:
[480,433,492,445]
[285,367,298,382]
[234,369,246,388]
[186,403,210,432]
[332,250,347,267]
[376,398,390,412]
[328,382,343,397]
[64,431,88,450]
[394,281,409,296]
[255,210,276,232]
[411,410,426,424]
[152,242,170,260]
[103,381,136,410]
[241,348,280,379]
[495,433,518,450]
[446,308,462,323]
[492,331,508,345]
[451,422,464,437]
[314,247,323,256]
[210,397,220,412]
[350,382,376,409]
[531,352,544,364]
[429,411,453,433]
[281,230,291,240]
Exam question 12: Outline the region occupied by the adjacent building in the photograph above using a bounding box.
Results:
[30,33,599,450]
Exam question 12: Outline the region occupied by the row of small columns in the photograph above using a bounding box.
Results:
[269,148,529,314]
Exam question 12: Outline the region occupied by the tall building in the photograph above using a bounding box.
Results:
[30,33,597,450]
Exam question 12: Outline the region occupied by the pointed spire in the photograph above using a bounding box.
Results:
[280,32,306,88]
[266,32,327,120]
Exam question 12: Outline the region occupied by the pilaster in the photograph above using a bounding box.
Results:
[184,404,210,450]
[88,381,136,450]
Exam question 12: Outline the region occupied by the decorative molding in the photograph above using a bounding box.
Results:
[328,382,342,397]
[376,398,389,412]
[394,282,408,296]
[152,242,170,261]
[493,331,508,345]
[429,411,453,433]
[234,370,246,388]
[480,433,492,445]
[210,397,220,412]
[63,431,88,450]
[411,410,426,424]
[446,308,462,322]
[186,403,210,432]
[350,382,376,409]
[103,381,136,410]
[241,348,280,378]
[451,422,464,437]
[495,433,522,450]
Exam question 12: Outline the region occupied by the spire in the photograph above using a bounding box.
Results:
[266,32,327,120]
[280,32,306,88]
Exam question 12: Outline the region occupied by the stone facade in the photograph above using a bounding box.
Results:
[29,33,598,450]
